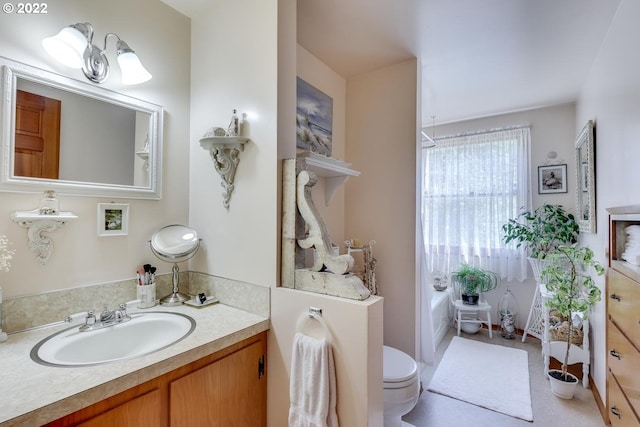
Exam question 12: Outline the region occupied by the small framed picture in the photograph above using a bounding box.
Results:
[97,203,129,236]
[538,164,568,194]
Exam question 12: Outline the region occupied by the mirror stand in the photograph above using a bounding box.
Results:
[160,264,190,305]
[149,224,200,306]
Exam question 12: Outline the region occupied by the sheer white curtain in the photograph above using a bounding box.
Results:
[419,139,435,366]
[421,126,531,281]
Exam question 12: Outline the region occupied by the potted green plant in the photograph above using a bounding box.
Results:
[451,264,499,305]
[502,204,579,280]
[542,244,604,399]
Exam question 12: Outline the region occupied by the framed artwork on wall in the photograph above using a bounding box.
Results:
[97,203,129,236]
[296,77,333,157]
[538,164,567,194]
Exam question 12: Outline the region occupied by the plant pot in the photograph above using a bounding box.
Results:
[460,321,481,334]
[548,369,579,399]
[461,293,479,305]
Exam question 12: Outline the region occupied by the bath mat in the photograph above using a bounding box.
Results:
[427,336,533,421]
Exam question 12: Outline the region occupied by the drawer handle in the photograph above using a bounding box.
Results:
[610,349,621,360]
[611,405,622,419]
[610,293,621,301]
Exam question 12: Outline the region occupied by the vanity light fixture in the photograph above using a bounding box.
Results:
[42,22,152,85]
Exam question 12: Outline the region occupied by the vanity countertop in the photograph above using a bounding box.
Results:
[0,303,270,427]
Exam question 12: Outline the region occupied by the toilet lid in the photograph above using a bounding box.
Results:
[383,345,417,383]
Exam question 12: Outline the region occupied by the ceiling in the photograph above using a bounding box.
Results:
[298,0,621,126]
[164,0,622,126]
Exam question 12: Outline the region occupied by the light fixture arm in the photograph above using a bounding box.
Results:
[101,33,122,52]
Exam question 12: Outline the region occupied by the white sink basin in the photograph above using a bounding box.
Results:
[31,311,196,367]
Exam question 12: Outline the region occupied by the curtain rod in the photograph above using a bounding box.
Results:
[435,124,530,142]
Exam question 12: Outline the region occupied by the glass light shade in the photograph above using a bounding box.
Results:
[42,27,88,69]
[117,52,152,85]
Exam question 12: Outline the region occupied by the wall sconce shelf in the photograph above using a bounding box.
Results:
[10,210,78,265]
[297,151,360,205]
[200,136,250,208]
[136,150,150,171]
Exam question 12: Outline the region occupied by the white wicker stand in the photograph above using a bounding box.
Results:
[521,258,551,343]
[522,286,545,342]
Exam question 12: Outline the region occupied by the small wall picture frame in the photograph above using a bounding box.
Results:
[538,164,568,194]
[97,203,129,236]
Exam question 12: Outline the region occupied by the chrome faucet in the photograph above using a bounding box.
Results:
[66,300,138,332]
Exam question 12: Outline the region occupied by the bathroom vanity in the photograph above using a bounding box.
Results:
[0,304,269,426]
[46,332,267,427]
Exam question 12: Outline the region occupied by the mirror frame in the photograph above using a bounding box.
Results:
[575,120,595,233]
[0,56,163,199]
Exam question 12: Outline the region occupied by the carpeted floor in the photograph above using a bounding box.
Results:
[405,328,606,427]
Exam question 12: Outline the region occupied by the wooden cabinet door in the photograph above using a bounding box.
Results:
[76,389,162,427]
[170,340,266,427]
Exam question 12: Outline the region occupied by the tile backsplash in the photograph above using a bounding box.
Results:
[3,271,269,333]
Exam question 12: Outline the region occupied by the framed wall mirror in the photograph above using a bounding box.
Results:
[575,120,595,233]
[0,56,163,199]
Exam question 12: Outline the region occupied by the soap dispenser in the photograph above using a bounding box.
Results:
[39,190,59,215]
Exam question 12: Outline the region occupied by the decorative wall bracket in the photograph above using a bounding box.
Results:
[200,136,250,208]
[297,151,360,206]
[136,150,150,172]
[10,210,78,265]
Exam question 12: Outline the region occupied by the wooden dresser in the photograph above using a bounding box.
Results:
[607,206,640,427]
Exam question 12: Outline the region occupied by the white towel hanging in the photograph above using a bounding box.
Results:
[289,307,338,427]
[295,308,333,344]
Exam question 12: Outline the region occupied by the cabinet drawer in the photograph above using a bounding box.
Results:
[608,320,640,416]
[609,372,640,427]
[608,269,640,344]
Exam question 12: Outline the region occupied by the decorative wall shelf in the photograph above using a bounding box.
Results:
[136,150,150,171]
[10,210,78,265]
[297,151,360,205]
[200,136,250,208]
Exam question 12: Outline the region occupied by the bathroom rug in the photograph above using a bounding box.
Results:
[427,336,533,421]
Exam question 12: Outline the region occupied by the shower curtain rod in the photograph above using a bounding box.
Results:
[434,124,530,142]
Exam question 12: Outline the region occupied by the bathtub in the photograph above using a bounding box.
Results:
[431,288,450,349]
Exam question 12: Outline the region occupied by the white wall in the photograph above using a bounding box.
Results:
[430,103,577,330]
[296,45,348,250]
[346,59,419,357]
[576,0,637,404]
[269,288,384,427]
[0,0,191,298]
[187,0,279,288]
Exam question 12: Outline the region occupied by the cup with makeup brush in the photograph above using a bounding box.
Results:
[137,264,157,308]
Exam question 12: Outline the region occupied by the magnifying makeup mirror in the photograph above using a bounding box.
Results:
[150,224,200,306]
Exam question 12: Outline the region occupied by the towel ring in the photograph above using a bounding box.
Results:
[295,307,333,343]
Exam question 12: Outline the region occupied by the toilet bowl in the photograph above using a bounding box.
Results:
[383,345,420,427]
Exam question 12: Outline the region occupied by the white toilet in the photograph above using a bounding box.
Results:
[383,345,420,427]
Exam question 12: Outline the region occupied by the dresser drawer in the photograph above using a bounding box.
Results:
[608,269,640,344]
[608,320,640,416]
[609,371,640,427]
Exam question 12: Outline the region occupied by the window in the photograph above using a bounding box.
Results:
[421,126,530,281]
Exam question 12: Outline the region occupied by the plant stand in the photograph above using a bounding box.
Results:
[522,286,545,342]
[538,283,590,389]
[522,258,551,343]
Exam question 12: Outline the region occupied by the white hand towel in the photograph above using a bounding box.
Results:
[289,332,338,427]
